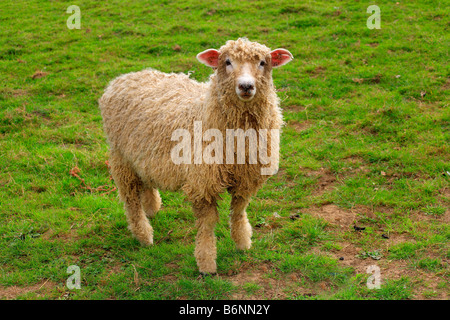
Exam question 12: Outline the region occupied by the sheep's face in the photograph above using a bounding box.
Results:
[197,38,293,103]
[224,57,264,101]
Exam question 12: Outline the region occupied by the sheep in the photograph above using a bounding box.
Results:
[98,38,293,275]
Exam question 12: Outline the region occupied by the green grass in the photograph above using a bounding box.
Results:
[0,0,448,300]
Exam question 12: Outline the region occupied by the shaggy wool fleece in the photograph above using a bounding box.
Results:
[99,38,290,274]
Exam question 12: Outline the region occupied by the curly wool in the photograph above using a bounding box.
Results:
[99,38,285,273]
[99,38,282,204]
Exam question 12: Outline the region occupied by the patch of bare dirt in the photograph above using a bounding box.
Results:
[41,227,81,242]
[379,259,448,300]
[386,232,417,245]
[226,263,297,299]
[225,261,349,299]
[340,156,370,177]
[98,263,124,286]
[0,280,55,299]
[304,167,338,197]
[320,241,448,299]
[271,167,296,188]
[31,109,51,120]
[324,242,370,274]
[238,195,447,299]
[12,89,28,97]
[305,66,326,78]
[229,271,282,299]
[162,262,180,282]
[307,204,356,228]
[441,78,450,90]
[287,120,311,133]
[440,177,450,192]
[31,70,48,79]
[408,208,450,224]
[282,105,306,113]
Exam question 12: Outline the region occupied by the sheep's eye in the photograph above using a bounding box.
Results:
[225,59,232,66]
[260,61,266,67]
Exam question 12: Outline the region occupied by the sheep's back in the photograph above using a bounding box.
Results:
[99,69,208,190]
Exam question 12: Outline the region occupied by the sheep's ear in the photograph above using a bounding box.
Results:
[197,49,220,68]
[270,49,293,68]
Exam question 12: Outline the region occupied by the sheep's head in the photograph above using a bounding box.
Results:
[197,38,293,102]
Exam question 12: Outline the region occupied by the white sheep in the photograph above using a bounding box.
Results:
[99,38,293,274]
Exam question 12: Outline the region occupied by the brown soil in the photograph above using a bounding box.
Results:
[0,280,55,300]
[306,204,356,228]
[287,120,311,133]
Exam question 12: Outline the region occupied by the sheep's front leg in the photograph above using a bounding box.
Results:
[193,201,219,275]
[230,195,252,250]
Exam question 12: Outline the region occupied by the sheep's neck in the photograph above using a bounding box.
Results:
[203,82,279,132]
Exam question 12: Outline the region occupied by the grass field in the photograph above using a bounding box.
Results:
[0,0,448,300]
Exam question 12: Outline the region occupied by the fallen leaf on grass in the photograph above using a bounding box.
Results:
[69,166,81,177]
[131,264,139,286]
[69,166,116,195]
[31,70,48,79]
[352,74,382,84]
[369,73,382,83]
[352,78,364,84]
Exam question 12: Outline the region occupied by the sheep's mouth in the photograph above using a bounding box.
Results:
[240,93,253,99]
[236,91,255,101]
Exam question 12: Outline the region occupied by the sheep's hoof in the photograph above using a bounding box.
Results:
[236,242,252,250]
[137,236,153,246]
[198,272,217,279]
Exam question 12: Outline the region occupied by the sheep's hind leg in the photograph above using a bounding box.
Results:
[193,200,219,275]
[141,188,161,218]
[109,153,153,246]
[230,195,252,250]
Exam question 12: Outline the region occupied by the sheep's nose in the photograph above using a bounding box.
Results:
[238,83,254,92]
